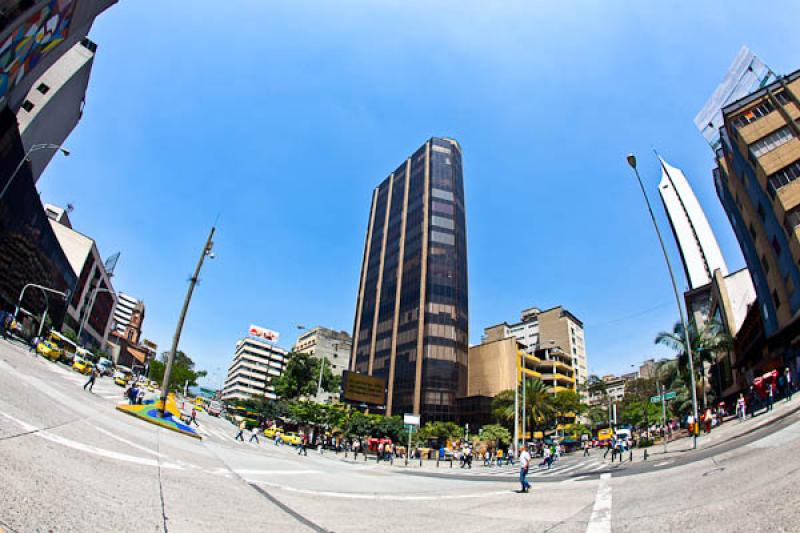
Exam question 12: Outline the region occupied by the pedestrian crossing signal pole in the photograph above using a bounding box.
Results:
[158,226,215,418]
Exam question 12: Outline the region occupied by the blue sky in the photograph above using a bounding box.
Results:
[38,1,800,387]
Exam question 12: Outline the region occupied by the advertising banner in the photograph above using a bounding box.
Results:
[248,324,280,342]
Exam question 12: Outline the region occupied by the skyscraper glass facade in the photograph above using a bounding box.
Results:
[351,137,468,421]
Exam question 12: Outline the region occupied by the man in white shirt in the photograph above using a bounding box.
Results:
[519,445,531,493]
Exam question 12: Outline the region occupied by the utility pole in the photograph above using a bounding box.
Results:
[158,226,215,418]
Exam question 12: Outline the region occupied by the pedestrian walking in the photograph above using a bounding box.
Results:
[583,439,590,457]
[518,445,531,493]
[785,368,794,402]
[190,407,199,427]
[604,438,613,459]
[767,382,775,412]
[506,445,515,466]
[540,446,552,469]
[235,420,246,441]
[83,366,98,392]
[737,393,747,422]
[298,433,308,456]
[249,426,260,444]
[704,407,713,433]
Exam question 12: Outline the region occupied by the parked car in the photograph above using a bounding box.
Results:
[207,400,222,417]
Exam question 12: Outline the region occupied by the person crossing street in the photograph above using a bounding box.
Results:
[235,420,246,441]
[518,445,531,493]
[83,367,98,392]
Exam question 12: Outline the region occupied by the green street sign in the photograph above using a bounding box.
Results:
[650,391,677,403]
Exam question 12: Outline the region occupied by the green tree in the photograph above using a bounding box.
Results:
[272,352,339,400]
[148,350,207,392]
[373,415,405,441]
[343,411,374,439]
[551,390,585,434]
[655,319,732,409]
[478,424,511,446]
[417,421,462,445]
[491,378,555,434]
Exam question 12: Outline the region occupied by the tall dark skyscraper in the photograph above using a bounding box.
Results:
[351,137,468,422]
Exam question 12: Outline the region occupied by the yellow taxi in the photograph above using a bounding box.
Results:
[264,427,282,439]
[280,432,302,446]
[72,357,94,375]
[36,340,62,361]
[113,372,130,386]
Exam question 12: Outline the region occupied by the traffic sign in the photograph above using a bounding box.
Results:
[650,391,677,403]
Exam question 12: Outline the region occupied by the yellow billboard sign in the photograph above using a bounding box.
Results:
[341,371,386,406]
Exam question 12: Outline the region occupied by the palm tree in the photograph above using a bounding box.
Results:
[491,378,555,437]
[655,319,732,408]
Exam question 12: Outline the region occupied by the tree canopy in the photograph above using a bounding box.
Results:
[149,350,207,392]
[272,351,340,400]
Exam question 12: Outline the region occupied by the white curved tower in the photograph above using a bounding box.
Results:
[658,156,728,289]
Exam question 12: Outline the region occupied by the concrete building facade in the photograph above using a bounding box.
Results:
[488,306,588,391]
[350,137,468,422]
[293,326,352,403]
[0,0,116,112]
[16,37,96,182]
[713,69,800,384]
[45,203,115,349]
[222,336,288,402]
[112,292,144,342]
[657,156,728,290]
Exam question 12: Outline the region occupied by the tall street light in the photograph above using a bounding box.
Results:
[158,226,216,418]
[626,153,699,449]
[0,144,70,203]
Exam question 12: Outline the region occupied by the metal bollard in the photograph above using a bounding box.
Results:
[450,458,453,468]
[629,450,633,462]
[420,457,423,467]
[436,458,440,468]
[643,450,648,461]
[364,453,368,462]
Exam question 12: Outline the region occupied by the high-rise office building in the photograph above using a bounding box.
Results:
[112,292,144,342]
[350,137,468,421]
[657,157,728,290]
[222,335,288,402]
[713,69,800,381]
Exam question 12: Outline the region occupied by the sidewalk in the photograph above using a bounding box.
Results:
[628,394,800,462]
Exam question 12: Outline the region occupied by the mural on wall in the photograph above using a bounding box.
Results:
[0,0,77,108]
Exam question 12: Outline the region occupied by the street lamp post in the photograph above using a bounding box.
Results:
[0,144,70,203]
[626,154,700,449]
[158,226,216,418]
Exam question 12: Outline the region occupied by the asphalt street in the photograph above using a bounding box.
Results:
[1,339,799,532]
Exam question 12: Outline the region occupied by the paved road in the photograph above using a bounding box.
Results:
[1,340,799,532]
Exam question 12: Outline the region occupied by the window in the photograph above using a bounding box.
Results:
[732,99,775,129]
[761,254,770,274]
[432,144,451,154]
[757,202,766,221]
[36,83,49,95]
[773,289,781,309]
[772,235,782,257]
[750,126,794,158]
[768,160,800,192]
[776,91,792,106]
[21,100,34,112]
[430,231,455,246]
[431,215,454,230]
[431,200,454,215]
[749,223,758,242]
[784,206,800,236]
[431,188,454,202]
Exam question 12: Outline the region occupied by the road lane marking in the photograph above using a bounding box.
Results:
[236,469,322,475]
[246,479,510,500]
[0,411,184,470]
[586,473,612,533]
